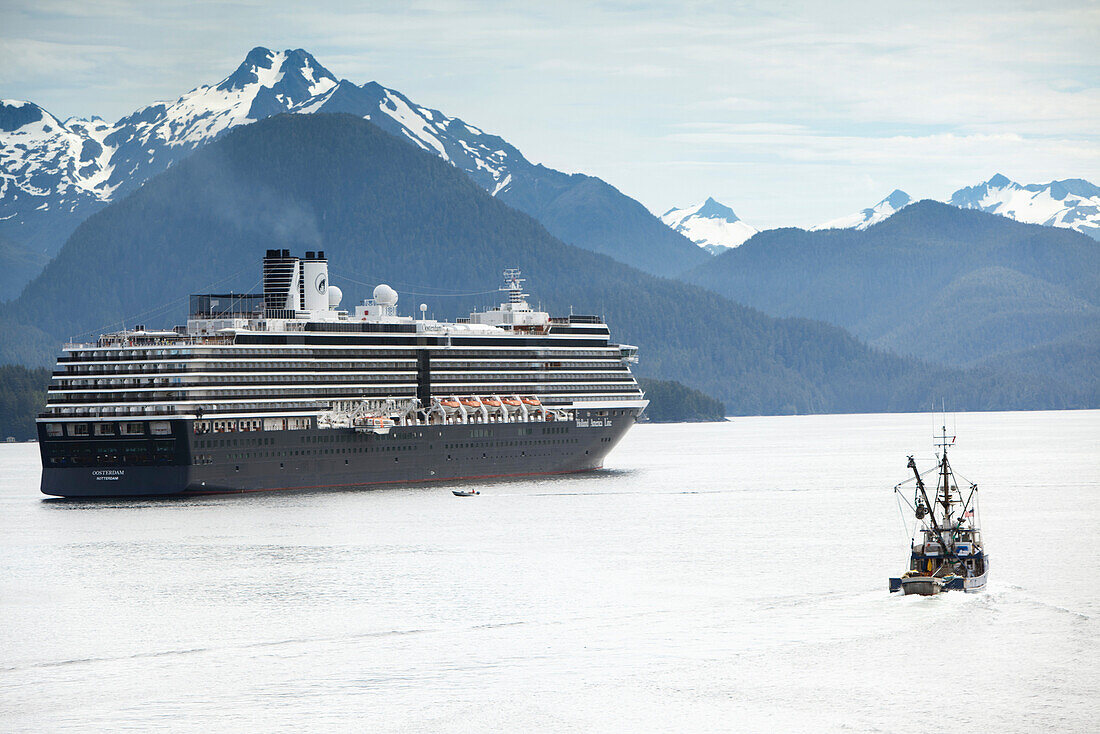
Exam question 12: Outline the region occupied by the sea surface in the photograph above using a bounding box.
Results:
[1,411,1097,732]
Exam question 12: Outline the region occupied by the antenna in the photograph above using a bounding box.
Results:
[934,398,955,451]
[500,268,528,306]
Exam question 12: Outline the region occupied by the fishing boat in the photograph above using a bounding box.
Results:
[889,425,988,595]
[452,489,480,497]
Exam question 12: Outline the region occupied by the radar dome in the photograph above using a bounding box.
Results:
[327,285,342,307]
[373,284,398,306]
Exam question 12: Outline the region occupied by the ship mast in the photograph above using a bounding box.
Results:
[909,455,950,556]
[936,424,956,532]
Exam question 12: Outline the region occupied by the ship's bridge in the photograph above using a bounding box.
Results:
[468,269,550,329]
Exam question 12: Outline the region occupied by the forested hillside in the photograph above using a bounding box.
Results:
[681,202,1099,390]
[304,78,710,276]
[0,365,49,440]
[0,114,1089,415]
[0,233,49,302]
[638,378,727,422]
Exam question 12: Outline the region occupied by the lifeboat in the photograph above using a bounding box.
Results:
[521,396,541,407]
[501,396,523,414]
[459,397,482,410]
[480,397,505,419]
[353,416,393,434]
[438,398,461,414]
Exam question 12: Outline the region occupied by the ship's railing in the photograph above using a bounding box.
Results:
[63,334,235,350]
[550,315,602,324]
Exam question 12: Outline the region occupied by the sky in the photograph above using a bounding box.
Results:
[2,0,1098,229]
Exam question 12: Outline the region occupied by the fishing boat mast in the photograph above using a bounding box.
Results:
[908,454,950,556]
[937,424,955,529]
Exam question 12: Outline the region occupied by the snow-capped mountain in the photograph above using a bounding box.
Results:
[288,79,520,198]
[812,177,1100,240]
[0,48,340,278]
[948,174,1100,240]
[0,101,112,244]
[0,46,704,294]
[660,197,758,254]
[812,190,913,231]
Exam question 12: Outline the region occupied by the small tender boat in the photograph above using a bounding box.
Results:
[438,398,461,413]
[521,396,541,407]
[459,397,482,410]
[889,425,988,596]
[452,489,480,497]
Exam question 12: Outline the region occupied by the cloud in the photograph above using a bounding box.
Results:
[1,0,1097,229]
[0,39,128,84]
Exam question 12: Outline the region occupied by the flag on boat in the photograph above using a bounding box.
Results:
[963,508,974,518]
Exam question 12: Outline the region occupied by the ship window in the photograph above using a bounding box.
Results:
[45,424,63,438]
[68,423,90,436]
[93,422,115,436]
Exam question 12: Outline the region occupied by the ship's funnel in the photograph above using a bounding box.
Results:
[262,251,301,312]
[302,253,329,311]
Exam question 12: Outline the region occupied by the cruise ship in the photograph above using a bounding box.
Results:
[37,250,648,496]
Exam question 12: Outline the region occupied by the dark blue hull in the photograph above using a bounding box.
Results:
[40,410,638,498]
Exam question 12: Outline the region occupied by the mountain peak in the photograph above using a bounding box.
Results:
[660,197,757,253]
[216,47,336,96]
[812,189,913,232]
[949,175,1100,239]
[244,45,275,64]
[0,100,50,133]
[696,197,741,222]
[881,189,912,209]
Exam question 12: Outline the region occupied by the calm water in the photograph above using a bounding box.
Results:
[1,411,1097,732]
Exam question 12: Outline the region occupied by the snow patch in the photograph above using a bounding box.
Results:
[813,190,913,231]
[661,198,759,252]
[950,175,1100,237]
[491,173,512,196]
[383,91,448,160]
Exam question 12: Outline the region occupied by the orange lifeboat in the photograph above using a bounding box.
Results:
[521,396,541,407]
[480,396,502,408]
[502,397,522,408]
[438,398,460,413]
[459,397,482,410]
